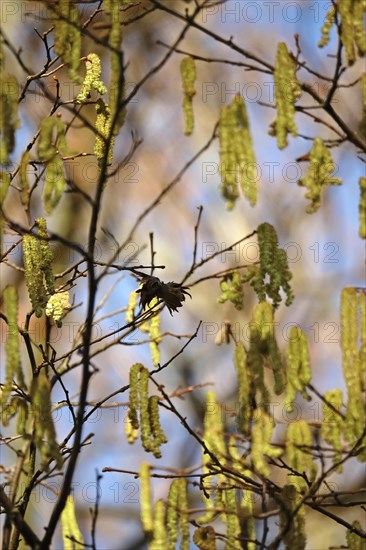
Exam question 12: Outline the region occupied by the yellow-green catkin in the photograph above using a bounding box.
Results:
[104,0,126,134]
[31,369,63,470]
[0,72,19,164]
[23,235,47,317]
[321,389,344,471]
[337,1,366,66]
[128,363,141,431]
[126,290,138,323]
[0,171,8,251]
[219,102,238,207]
[139,297,161,363]
[198,391,226,525]
[346,521,365,550]
[251,223,294,308]
[1,286,25,410]
[286,420,317,488]
[251,410,282,477]
[318,4,335,48]
[43,155,66,214]
[15,395,28,435]
[139,366,154,453]
[298,138,342,213]
[36,217,55,295]
[0,171,10,205]
[179,480,190,550]
[218,270,244,310]
[285,327,312,411]
[61,495,84,550]
[149,311,162,367]
[148,395,168,454]
[0,32,3,72]
[359,74,366,139]
[94,99,114,165]
[269,42,300,149]
[279,484,306,550]
[234,342,251,433]
[139,296,155,332]
[239,487,256,550]
[203,391,226,460]
[151,499,168,549]
[167,480,180,550]
[76,53,107,103]
[219,94,257,208]
[253,301,285,395]
[140,462,153,534]
[359,177,366,239]
[360,291,366,393]
[22,219,55,317]
[180,57,196,136]
[222,486,241,549]
[45,291,71,327]
[53,0,81,82]
[247,320,269,408]
[19,150,30,208]
[228,439,255,548]
[341,288,366,457]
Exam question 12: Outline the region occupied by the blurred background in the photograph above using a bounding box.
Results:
[1,0,365,547]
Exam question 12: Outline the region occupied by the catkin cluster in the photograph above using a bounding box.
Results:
[75,53,115,165]
[139,464,190,549]
[126,364,167,458]
[198,392,261,548]
[319,1,366,65]
[219,94,257,208]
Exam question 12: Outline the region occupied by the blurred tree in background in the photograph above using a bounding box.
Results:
[0,1,365,548]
